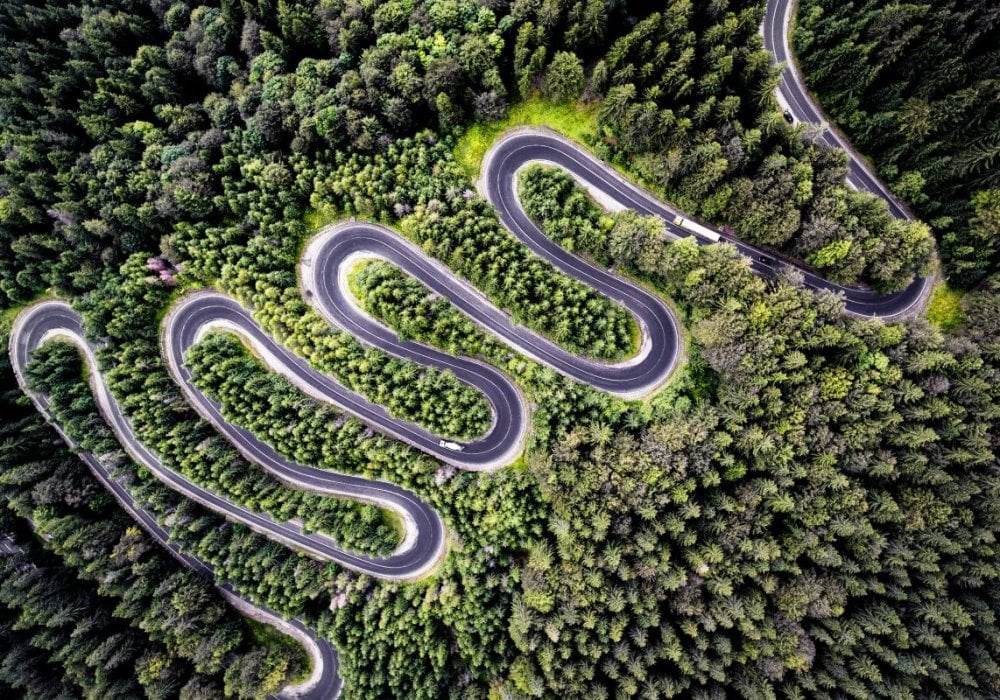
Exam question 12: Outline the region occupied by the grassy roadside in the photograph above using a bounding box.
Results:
[0,303,28,346]
[0,290,60,339]
[927,282,965,332]
[303,202,346,233]
[452,95,697,212]
[244,618,312,686]
[453,97,599,178]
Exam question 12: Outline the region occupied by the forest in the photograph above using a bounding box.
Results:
[0,0,997,699]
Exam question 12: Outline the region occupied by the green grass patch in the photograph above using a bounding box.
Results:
[456,96,678,220]
[154,280,207,328]
[0,303,28,341]
[345,257,379,293]
[245,618,311,685]
[927,282,965,332]
[303,203,343,233]
[453,96,599,178]
[298,203,352,274]
[0,291,56,340]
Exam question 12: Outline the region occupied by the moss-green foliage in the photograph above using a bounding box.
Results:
[184,335,405,551]
[584,5,934,292]
[519,163,669,274]
[347,257,634,447]
[510,158,1000,698]
[258,295,494,440]
[349,259,505,359]
[26,321,399,559]
[75,217,590,697]
[517,164,614,257]
[453,96,600,177]
[172,332,552,699]
[927,283,965,332]
[26,339,399,553]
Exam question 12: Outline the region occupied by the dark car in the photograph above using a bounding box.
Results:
[783,109,795,124]
[756,254,775,266]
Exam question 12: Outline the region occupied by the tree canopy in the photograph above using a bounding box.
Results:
[0,0,995,698]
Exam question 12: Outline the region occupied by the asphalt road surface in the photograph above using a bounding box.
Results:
[305,221,682,396]
[174,292,524,473]
[311,221,681,400]
[14,301,446,581]
[485,128,930,320]
[762,0,910,218]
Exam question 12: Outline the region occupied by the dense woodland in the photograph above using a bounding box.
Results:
[0,0,997,698]
[511,167,1000,698]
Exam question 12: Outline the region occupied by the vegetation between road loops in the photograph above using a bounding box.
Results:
[927,283,965,333]
[29,329,400,557]
[6,345,307,698]
[312,134,640,361]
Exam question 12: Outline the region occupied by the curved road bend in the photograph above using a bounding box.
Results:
[304,222,682,402]
[9,302,341,699]
[12,301,446,583]
[761,0,933,315]
[762,0,910,217]
[485,130,930,320]
[167,292,527,472]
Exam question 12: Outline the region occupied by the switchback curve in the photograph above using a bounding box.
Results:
[13,301,447,581]
[483,128,931,321]
[761,0,934,317]
[8,302,342,700]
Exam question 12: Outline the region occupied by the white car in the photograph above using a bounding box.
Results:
[438,440,464,452]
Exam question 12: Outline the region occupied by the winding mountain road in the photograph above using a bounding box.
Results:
[9,304,340,700]
[761,0,933,316]
[8,2,931,694]
[485,128,930,320]
[762,0,910,217]
[14,301,446,581]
